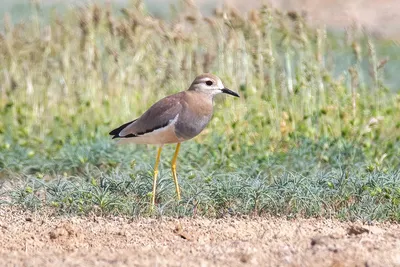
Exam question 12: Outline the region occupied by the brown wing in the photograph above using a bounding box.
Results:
[110,92,184,139]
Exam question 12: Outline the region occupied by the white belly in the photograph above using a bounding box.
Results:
[116,118,184,145]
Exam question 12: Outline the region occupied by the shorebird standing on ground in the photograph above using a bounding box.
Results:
[109,73,239,207]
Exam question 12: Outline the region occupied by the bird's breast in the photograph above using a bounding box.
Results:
[174,112,212,140]
[174,91,214,140]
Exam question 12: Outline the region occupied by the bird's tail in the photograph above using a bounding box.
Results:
[109,119,137,139]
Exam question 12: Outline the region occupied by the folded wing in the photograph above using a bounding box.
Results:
[109,93,183,139]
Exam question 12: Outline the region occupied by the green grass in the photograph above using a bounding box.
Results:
[3,137,400,221]
[0,1,400,221]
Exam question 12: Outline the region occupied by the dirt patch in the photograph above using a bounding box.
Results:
[0,207,399,267]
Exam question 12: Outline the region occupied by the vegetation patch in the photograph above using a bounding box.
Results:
[0,1,399,221]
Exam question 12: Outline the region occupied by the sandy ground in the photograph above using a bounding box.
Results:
[0,208,399,267]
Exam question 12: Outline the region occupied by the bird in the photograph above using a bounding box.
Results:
[109,73,239,207]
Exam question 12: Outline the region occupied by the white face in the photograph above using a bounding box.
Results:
[189,74,239,98]
[196,77,225,95]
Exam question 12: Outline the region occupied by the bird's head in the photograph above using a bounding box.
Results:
[188,73,240,98]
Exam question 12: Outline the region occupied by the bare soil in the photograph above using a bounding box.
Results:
[1,208,399,267]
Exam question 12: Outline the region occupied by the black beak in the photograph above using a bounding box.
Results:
[221,88,240,97]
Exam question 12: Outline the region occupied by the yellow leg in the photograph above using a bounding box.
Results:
[171,143,181,200]
[151,146,163,208]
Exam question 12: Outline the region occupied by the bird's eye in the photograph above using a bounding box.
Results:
[206,80,213,86]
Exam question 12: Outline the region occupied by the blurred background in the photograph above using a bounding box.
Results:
[2,0,400,39]
[0,0,400,219]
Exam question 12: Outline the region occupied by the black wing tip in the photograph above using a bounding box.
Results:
[109,119,170,140]
[109,130,119,136]
[109,119,137,138]
[111,133,136,139]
